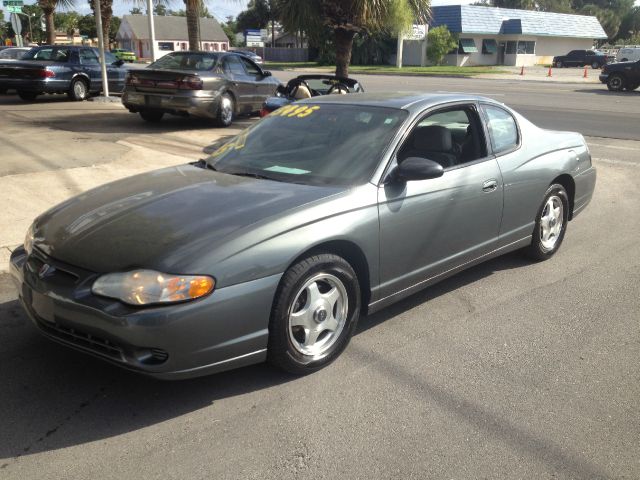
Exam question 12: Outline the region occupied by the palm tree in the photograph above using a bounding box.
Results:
[277,0,431,77]
[88,0,113,47]
[184,0,200,50]
[39,0,75,45]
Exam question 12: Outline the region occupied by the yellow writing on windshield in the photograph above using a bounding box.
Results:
[271,105,320,118]
[210,129,249,157]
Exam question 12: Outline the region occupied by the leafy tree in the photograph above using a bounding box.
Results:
[78,13,96,37]
[38,0,75,44]
[18,4,45,43]
[426,25,457,65]
[55,11,79,36]
[87,0,113,46]
[277,0,431,77]
[617,6,640,40]
[579,4,621,39]
[154,4,167,16]
[222,16,238,46]
[130,7,142,14]
[236,0,270,30]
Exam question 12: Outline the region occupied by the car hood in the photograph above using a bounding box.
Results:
[33,164,344,273]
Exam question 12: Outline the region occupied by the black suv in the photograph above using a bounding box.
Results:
[552,50,612,69]
[599,60,640,91]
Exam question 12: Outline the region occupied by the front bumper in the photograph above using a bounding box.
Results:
[122,89,220,119]
[599,73,609,84]
[10,247,281,379]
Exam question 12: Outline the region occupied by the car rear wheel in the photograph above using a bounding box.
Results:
[624,83,639,91]
[68,78,89,101]
[591,61,600,69]
[268,253,361,374]
[17,91,38,101]
[139,110,164,122]
[607,74,625,91]
[213,92,234,127]
[524,184,569,261]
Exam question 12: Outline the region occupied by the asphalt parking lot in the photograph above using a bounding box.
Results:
[0,74,639,479]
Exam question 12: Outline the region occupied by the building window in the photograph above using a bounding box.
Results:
[505,41,517,54]
[221,43,227,51]
[180,42,187,51]
[517,41,535,54]
[213,43,219,51]
[458,38,478,54]
[482,39,497,54]
[158,42,174,51]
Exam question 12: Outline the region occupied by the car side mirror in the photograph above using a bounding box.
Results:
[392,157,444,182]
[262,70,272,77]
[114,59,125,67]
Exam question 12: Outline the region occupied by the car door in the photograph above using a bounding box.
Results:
[79,48,101,89]
[377,104,503,299]
[221,55,253,114]
[102,50,126,93]
[238,56,272,109]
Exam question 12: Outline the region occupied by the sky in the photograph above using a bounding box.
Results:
[12,0,640,23]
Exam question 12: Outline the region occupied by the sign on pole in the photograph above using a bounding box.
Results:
[244,29,264,47]
[7,5,22,13]
[406,24,427,40]
[10,12,23,46]
[3,0,24,6]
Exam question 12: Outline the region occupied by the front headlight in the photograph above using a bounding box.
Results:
[92,270,215,306]
[24,224,35,255]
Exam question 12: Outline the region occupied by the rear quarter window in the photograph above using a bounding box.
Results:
[483,105,519,154]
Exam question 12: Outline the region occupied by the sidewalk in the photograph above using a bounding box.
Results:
[476,65,600,83]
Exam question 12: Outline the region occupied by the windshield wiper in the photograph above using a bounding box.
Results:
[227,171,284,182]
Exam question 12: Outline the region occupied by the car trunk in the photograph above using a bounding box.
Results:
[127,69,204,94]
[0,60,53,79]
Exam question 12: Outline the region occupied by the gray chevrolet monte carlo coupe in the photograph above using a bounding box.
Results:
[10,93,596,379]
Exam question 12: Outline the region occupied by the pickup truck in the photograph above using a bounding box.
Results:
[599,59,640,91]
[552,50,613,69]
[0,45,127,101]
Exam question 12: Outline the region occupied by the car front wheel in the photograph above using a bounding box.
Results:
[268,253,361,374]
[525,184,569,261]
[591,61,600,69]
[555,61,562,68]
[607,74,625,91]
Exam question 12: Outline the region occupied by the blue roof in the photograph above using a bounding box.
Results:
[431,5,607,39]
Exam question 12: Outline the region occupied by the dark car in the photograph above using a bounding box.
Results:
[122,51,279,126]
[260,75,364,116]
[552,50,612,69]
[0,45,127,101]
[599,59,640,91]
[10,93,596,379]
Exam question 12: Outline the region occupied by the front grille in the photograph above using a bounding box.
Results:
[37,319,125,362]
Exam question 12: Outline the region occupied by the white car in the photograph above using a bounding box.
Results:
[616,47,640,63]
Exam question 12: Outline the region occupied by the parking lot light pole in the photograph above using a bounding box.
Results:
[93,0,110,97]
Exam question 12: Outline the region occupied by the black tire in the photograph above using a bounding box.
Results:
[139,110,164,122]
[68,78,89,101]
[607,73,625,92]
[213,92,234,127]
[524,184,569,261]
[267,253,361,374]
[591,61,600,69]
[17,90,38,101]
[624,83,639,91]
[555,61,562,68]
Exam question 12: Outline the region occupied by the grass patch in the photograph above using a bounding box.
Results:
[264,62,507,76]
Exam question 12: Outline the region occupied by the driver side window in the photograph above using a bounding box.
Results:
[397,105,487,169]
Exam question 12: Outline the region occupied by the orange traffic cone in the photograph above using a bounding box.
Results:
[547,66,552,77]
[583,66,588,78]
[520,65,525,76]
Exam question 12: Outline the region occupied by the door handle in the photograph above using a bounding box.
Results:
[482,179,498,192]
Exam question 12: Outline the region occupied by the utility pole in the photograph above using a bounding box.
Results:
[146,0,156,60]
[396,33,403,68]
[93,0,110,97]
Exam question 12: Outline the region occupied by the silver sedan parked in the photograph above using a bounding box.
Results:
[10,93,596,379]
[122,51,280,126]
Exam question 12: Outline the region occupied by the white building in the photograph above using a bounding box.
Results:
[427,5,607,67]
[116,15,229,60]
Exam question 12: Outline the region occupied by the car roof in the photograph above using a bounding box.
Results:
[296,91,500,112]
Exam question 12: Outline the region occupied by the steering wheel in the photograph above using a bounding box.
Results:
[327,83,349,95]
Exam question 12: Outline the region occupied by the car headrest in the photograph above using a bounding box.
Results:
[294,84,312,99]
[413,125,453,152]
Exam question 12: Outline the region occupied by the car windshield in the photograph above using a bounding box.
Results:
[149,52,218,71]
[208,104,407,186]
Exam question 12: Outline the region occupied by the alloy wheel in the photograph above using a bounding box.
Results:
[540,195,564,251]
